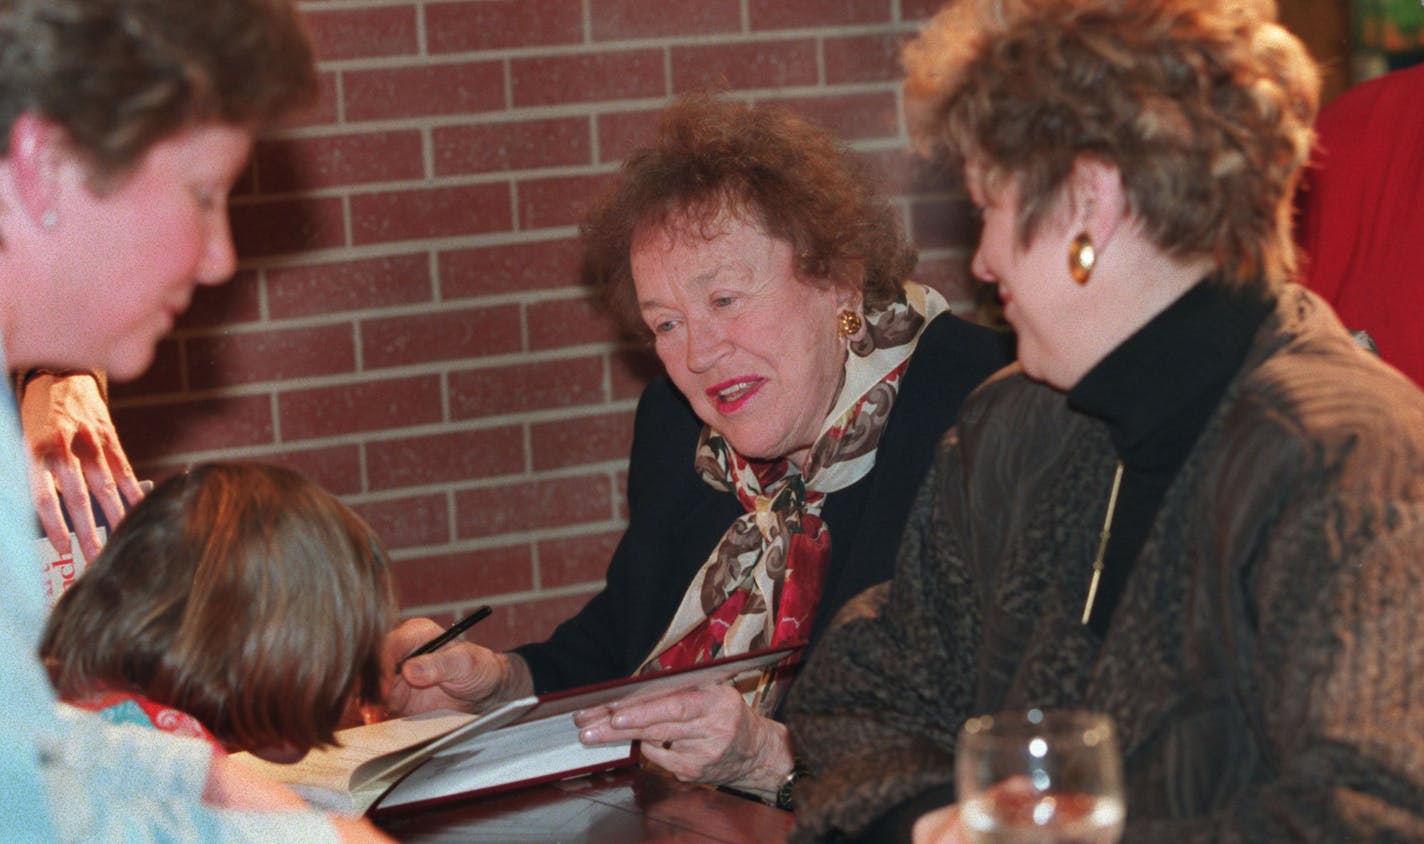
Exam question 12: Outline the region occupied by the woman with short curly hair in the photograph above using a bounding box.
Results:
[786,1,1424,840]
[384,93,1010,806]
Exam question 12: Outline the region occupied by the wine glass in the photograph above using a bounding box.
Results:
[955,709,1124,843]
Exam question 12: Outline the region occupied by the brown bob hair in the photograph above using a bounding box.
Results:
[903,0,1319,288]
[581,93,918,339]
[41,461,394,755]
[0,0,317,184]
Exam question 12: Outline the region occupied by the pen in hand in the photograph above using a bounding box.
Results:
[396,604,493,675]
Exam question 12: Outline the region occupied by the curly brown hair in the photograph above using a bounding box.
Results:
[0,0,317,184]
[41,462,394,755]
[581,93,918,339]
[903,0,1319,288]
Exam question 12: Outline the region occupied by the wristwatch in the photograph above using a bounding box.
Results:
[774,767,800,811]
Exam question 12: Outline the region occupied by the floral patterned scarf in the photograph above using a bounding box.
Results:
[637,283,950,711]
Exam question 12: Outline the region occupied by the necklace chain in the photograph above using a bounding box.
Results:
[1081,460,1126,626]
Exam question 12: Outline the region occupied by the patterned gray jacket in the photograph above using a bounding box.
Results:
[788,285,1424,843]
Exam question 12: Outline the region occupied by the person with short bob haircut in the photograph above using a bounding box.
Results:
[41,461,395,764]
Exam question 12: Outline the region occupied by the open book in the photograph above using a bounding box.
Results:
[231,643,799,816]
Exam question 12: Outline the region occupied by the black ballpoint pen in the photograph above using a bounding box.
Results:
[396,604,493,674]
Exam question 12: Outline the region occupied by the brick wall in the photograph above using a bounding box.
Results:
[109,0,983,650]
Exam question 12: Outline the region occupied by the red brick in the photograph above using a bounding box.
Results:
[230,197,346,258]
[352,492,450,550]
[518,173,614,230]
[857,147,937,197]
[427,0,583,52]
[537,530,621,589]
[610,347,662,400]
[267,254,434,320]
[464,592,597,651]
[343,61,505,122]
[530,409,635,471]
[902,158,966,197]
[109,338,183,398]
[760,91,901,141]
[126,461,187,491]
[915,255,978,307]
[615,468,629,520]
[362,303,523,369]
[351,183,512,246]
[589,0,740,40]
[449,355,606,419]
[511,50,665,107]
[303,5,418,61]
[825,32,910,85]
[177,270,262,329]
[440,237,583,299]
[434,117,592,177]
[256,131,424,192]
[910,195,978,250]
[671,40,818,93]
[596,108,662,164]
[251,444,365,496]
[401,592,600,651]
[454,473,615,539]
[112,395,275,461]
[230,159,258,199]
[186,324,357,390]
[392,545,535,609]
[368,425,526,491]
[276,73,340,130]
[748,0,892,29]
[901,0,948,21]
[278,375,443,441]
[170,445,362,497]
[527,296,621,351]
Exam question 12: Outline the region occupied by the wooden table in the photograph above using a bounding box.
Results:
[375,768,795,843]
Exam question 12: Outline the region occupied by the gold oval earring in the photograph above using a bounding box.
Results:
[838,310,863,337]
[1068,232,1096,285]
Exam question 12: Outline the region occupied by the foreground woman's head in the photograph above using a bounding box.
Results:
[0,0,317,378]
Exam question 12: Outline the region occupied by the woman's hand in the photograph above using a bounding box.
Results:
[382,617,532,716]
[574,683,793,797]
[913,804,968,844]
[20,371,145,561]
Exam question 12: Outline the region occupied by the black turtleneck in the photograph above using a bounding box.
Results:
[1066,278,1273,635]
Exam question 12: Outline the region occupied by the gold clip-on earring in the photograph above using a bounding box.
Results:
[1068,232,1096,285]
[838,310,863,338]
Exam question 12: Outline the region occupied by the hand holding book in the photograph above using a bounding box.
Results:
[233,644,801,816]
[575,680,796,800]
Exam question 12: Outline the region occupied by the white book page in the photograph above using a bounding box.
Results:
[377,710,630,810]
[231,709,481,812]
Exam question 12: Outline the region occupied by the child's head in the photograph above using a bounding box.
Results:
[41,461,395,759]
